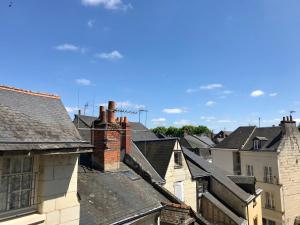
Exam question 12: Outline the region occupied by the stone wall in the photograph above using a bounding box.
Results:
[38,154,80,225]
[278,125,300,225]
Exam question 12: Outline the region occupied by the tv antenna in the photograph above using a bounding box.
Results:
[138,109,148,124]
[83,102,89,115]
[290,110,296,116]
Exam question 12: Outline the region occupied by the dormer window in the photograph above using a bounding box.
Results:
[253,140,261,150]
[253,136,268,150]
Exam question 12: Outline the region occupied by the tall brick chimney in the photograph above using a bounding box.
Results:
[92,101,132,171]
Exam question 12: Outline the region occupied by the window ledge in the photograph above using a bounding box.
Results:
[0,213,45,225]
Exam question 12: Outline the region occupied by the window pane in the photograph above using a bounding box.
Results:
[22,174,32,189]
[9,192,20,210]
[23,157,33,173]
[11,158,22,174]
[11,176,21,191]
[21,190,31,208]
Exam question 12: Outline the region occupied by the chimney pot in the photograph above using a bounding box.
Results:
[286,116,289,122]
[290,115,293,122]
[99,106,106,122]
[108,101,116,123]
[283,116,286,122]
[124,117,128,124]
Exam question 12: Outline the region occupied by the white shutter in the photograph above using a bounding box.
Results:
[174,181,184,201]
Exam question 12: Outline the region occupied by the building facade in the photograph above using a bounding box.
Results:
[212,116,300,225]
[0,86,92,225]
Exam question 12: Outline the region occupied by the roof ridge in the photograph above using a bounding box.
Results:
[241,126,256,150]
[0,85,60,99]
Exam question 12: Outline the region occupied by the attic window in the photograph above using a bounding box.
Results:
[253,140,261,150]
[174,151,183,168]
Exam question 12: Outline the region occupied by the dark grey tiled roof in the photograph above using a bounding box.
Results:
[74,114,158,142]
[180,135,213,149]
[182,148,252,203]
[186,160,210,179]
[214,126,256,149]
[214,125,283,151]
[78,163,168,225]
[0,87,91,151]
[134,139,177,179]
[241,127,282,151]
[128,142,165,183]
[202,192,247,225]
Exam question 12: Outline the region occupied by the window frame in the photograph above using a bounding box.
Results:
[246,164,254,176]
[0,156,37,220]
[264,166,273,183]
[174,150,183,169]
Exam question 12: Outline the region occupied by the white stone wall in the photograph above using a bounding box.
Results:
[164,141,197,210]
[38,154,80,225]
[211,148,236,174]
[277,128,300,225]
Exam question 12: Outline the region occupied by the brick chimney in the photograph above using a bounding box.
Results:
[280,115,298,136]
[92,101,132,171]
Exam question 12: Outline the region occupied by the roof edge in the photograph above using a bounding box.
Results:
[0,85,60,99]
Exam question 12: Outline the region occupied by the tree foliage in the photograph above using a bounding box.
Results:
[151,125,211,137]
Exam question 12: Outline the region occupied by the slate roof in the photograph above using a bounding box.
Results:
[134,139,177,179]
[214,125,283,151]
[242,127,282,151]
[128,142,165,183]
[181,134,214,149]
[74,114,158,142]
[202,192,247,225]
[182,148,253,203]
[78,162,169,225]
[214,126,256,149]
[0,86,91,152]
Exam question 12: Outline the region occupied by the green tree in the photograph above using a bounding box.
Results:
[151,125,211,137]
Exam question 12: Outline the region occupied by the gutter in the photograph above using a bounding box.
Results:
[109,205,164,225]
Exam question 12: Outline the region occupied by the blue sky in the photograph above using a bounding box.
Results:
[1,0,300,131]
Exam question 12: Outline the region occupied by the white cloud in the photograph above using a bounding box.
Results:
[75,78,91,86]
[151,118,166,126]
[269,92,278,97]
[216,119,237,123]
[205,101,216,107]
[87,19,95,28]
[294,118,300,125]
[250,90,265,97]
[162,108,187,114]
[65,106,79,113]
[186,88,198,93]
[279,110,286,114]
[173,119,192,126]
[99,101,145,109]
[95,50,123,60]
[200,116,216,122]
[223,90,233,94]
[55,43,79,51]
[200,83,223,90]
[81,0,132,11]
[55,43,87,54]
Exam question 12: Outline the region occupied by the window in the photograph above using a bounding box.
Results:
[174,181,184,201]
[174,151,183,168]
[0,156,35,217]
[264,166,273,183]
[254,140,261,150]
[263,218,276,225]
[246,165,254,176]
[265,192,275,209]
[254,217,258,225]
[197,179,208,195]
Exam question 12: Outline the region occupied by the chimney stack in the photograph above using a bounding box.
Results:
[280,115,297,136]
[91,100,132,171]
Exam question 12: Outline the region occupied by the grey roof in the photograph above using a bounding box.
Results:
[214,125,283,151]
[134,139,177,179]
[128,142,165,183]
[182,148,253,203]
[201,192,247,225]
[74,114,158,142]
[186,160,210,179]
[214,126,256,149]
[181,135,214,149]
[78,162,168,225]
[242,127,282,151]
[0,86,91,151]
